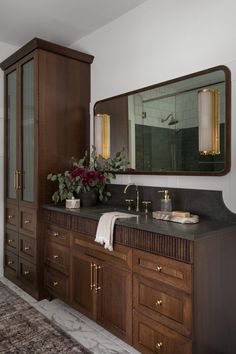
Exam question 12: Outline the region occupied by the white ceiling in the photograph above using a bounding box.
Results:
[0,0,147,47]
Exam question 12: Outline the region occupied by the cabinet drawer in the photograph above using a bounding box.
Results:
[19,257,37,288]
[133,311,192,354]
[20,208,36,236]
[133,275,192,336]
[19,234,36,263]
[46,224,70,247]
[4,251,18,276]
[133,249,192,293]
[5,230,18,254]
[45,267,69,301]
[45,242,69,274]
[5,206,18,230]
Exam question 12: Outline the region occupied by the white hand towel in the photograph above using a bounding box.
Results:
[95,211,138,251]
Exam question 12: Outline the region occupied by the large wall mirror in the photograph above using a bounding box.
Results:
[94,66,231,175]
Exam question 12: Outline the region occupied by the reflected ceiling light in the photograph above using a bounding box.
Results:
[94,114,110,159]
[198,88,220,155]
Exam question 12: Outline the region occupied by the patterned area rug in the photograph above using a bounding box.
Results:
[0,281,92,354]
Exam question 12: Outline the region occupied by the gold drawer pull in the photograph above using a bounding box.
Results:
[156,266,162,272]
[95,265,102,293]
[7,260,13,265]
[8,215,14,220]
[155,299,163,307]
[90,263,95,290]
[52,281,58,287]
[156,342,163,350]
[53,255,59,260]
[52,232,59,237]
[23,270,30,275]
[24,219,31,225]
[8,239,14,244]
[24,245,31,251]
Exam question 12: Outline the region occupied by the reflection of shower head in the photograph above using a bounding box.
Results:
[168,116,179,126]
[161,113,179,125]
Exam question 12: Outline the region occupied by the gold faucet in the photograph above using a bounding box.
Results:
[124,183,140,212]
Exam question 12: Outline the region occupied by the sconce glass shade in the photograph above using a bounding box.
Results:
[94,114,110,159]
[198,88,220,155]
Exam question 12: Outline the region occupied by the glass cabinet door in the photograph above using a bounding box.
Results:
[21,59,35,203]
[6,70,17,200]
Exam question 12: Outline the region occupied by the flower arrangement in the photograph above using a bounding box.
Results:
[47,146,128,204]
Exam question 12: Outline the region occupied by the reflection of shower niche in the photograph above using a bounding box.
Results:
[94,66,231,176]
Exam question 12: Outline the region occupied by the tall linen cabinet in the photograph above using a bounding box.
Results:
[0,38,94,299]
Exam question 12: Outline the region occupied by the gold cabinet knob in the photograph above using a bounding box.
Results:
[8,239,14,244]
[156,342,163,350]
[7,260,13,265]
[53,255,59,259]
[8,215,14,220]
[52,281,58,287]
[24,245,31,251]
[24,219,31,225]
[23,270,30,275]
[155,299,163,307]
[52,232,59,237]
[156,266,162,272]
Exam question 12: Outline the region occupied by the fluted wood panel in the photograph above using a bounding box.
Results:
[114,225,193,263]
[43,210,192,263]
[43,211,71,229]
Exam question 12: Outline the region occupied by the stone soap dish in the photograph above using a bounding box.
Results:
[152,211,199,224]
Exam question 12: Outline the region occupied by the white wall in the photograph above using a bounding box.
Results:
[0,41,19,276]
[71,0,236,212]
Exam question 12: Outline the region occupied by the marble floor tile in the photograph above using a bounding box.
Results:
[0,277,140,354]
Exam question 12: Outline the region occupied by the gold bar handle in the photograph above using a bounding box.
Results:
[23,270,30,275]
[7,260,13,265]
[52,232,59,237]
[8,239,14,244]
[24,219,31,225]
[95,265,101,293]
[52,281,58,287]
[156,342,163,350]
[14,170,17,190]
[90,263,95,290]
[24,245,31,251]
[53,255,59,260]
[8,214,14,220]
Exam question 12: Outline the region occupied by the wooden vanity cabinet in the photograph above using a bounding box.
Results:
[71,232,133,344]
[1,38,93,299]
[132,249,193,354]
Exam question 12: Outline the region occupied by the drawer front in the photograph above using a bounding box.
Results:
[20,208,36,236]
[5,251,18,275]
[19,257,37,288]
[19,234,36,263]
[45,242,69,274]
[133,249,192,293]
[133,275,192,336]
[5,230,18,254]
[45,268,69,301]
[46,224,70,247]
[5,206,18,230]
[133,311,192,354]
[73,232,132,270]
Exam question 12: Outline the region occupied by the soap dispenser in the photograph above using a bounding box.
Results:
[158,190,172,212]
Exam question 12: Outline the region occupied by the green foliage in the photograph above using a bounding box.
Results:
[47,146,128,204]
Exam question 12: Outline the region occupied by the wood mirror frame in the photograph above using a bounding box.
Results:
[94,65,231,176]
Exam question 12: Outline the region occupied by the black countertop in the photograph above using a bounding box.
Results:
[43,204,236,241]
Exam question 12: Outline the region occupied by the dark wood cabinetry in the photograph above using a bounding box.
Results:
[42,208,236,354]
[1,38,93,298]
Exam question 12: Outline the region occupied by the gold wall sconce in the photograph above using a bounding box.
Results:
[198,88,220,155]
[94,113,110,159]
